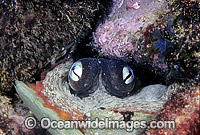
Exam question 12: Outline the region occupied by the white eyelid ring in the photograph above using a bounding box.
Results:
[69,61,83,81]
[122,66,134,84]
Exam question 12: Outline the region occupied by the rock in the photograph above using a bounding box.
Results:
[0,0,108,93]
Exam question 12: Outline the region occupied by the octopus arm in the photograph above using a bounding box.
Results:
[15,80,83,135]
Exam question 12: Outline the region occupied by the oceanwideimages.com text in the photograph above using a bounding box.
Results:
[25,117,176,132]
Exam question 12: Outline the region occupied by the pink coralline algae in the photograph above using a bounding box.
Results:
[93,0,169,62]
[0,95,33,135]
[126,0,141,9]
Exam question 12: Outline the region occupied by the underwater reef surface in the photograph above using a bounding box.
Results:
[0,93,49,135]
[93,0,200,80]
[93,0,169,62]
[0,0,109,93]
[0,0,199,134]
[92,0,200,134]
[145,74,200,135]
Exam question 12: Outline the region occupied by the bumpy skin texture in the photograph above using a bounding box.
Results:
[39,59,170,116]
[0,0,108,93]
[15,58,174,134]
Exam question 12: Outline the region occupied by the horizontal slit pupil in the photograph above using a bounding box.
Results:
[72,66,80,79]
[124,70,132,82]
[68,58,135,98]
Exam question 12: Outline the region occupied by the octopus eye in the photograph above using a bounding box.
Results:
[69,61,82,81]
[122,66,134,84]
[101,59,135,98]
[68,58,100,98]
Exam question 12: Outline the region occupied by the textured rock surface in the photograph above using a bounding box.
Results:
[92,0,200,81]
[162,0,200,82]
[91,1,200,134]
[93,0,169,65]
[1,0,199,134]
[0,93,49,135]
[145,74,200,135]
[0,0,108,93]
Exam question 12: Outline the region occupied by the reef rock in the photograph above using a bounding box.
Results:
[93,0,169,64]
[0,0,108,93]
[92,0,200,80]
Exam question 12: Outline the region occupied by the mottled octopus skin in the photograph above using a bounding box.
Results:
[20,58,172,135]
[15,81,82,135]
[26,59,149,121]
[17,58,199,135]
[27,81,78,121]
[27,58,84,121]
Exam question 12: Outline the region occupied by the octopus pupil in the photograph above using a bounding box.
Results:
[124,70,132,82]
[72,66,80,79]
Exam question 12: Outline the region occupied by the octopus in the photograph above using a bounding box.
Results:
[15,0,200,135]
[16,58,180,135]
